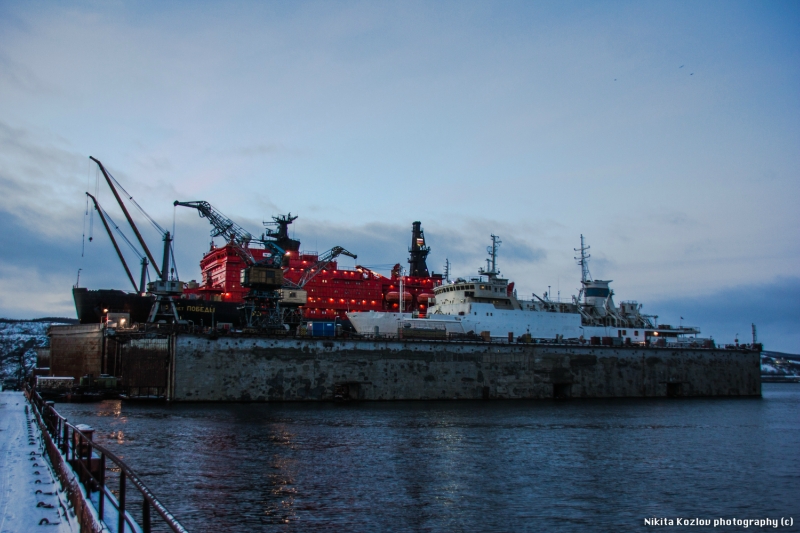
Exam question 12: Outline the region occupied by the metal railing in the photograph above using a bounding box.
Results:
[27,388,188,533]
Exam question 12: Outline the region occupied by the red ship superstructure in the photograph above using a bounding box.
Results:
[183,217,442,323]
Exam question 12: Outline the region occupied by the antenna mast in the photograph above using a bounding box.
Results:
[478,234,502,278]
[574,234,592,284]
[489,234,501,274]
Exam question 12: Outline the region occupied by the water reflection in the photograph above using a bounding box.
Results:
[54,385,800,532]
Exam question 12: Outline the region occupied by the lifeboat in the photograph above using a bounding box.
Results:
[385,291,413,302]
[417,293,434,303]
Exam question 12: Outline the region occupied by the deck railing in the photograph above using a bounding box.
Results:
[27,387,188,533]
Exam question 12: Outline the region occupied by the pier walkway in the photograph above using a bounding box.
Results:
[0,391,78,533]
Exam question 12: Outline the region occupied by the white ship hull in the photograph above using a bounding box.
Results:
[349,235,703,345]
[348,302,584,339]
[348,306,695,343]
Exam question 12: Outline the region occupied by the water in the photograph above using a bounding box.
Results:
[55,384,800,532]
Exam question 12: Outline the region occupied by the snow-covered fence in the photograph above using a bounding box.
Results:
[27,386,189,533]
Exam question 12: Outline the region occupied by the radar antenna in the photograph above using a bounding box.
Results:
[443,258,451,283]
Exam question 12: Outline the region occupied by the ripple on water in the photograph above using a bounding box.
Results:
[53,385,800,532]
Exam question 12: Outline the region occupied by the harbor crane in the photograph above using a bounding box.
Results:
[173,200,285,266]
[280,245,357,325]
[174,200,286,329]
[89,157,182,323]
[174,200,358,328]
[284,246,358,289]
[85,192,140,292]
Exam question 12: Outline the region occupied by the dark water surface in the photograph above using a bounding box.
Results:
[55,384,799,532]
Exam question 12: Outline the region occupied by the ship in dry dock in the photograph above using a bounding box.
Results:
[55,157,761,404]
[348,235,706,347]
[75,156,705,346]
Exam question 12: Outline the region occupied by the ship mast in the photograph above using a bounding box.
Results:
[574,234,592,284]
[574,234,592,304]
[479,234,502,279]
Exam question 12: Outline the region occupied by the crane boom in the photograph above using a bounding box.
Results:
[174,200,285,266]
[86,193,139,292]
[90,156,162,279]
[295,246,357,288]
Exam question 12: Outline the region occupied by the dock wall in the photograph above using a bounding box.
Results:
[172,336,761,401]
[49,324,103,380]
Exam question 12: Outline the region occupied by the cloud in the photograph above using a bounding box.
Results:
[650,276,800,354]
[0,0,797,354]
[236,144,285,157]
[0,53,54,95]
[268,217,548,278]
[0,121,87,237]
[0,262,76,319]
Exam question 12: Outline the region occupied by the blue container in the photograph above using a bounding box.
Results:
[310,322,336,337]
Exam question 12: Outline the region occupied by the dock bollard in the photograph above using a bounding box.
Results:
[73,424,95,455]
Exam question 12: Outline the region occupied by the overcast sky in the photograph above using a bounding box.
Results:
[1,1,798,352]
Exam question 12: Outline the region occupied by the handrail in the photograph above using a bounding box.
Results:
[27,387,188,533]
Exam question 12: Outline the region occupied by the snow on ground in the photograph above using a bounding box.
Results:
[0,391,78,532]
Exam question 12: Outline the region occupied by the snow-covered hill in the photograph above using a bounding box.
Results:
[761,351,800,381]
[0,319,76,389]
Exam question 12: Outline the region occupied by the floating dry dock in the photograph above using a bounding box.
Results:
[46,325,761,401]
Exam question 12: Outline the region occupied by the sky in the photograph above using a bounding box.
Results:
[0,1,798,352]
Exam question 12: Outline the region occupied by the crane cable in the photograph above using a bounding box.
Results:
[84,163,100,252]
[170,203,180,281]
[169,242,180,281]
[104,168,167,236]
[99,204,145,260]
[82,194,88,257]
